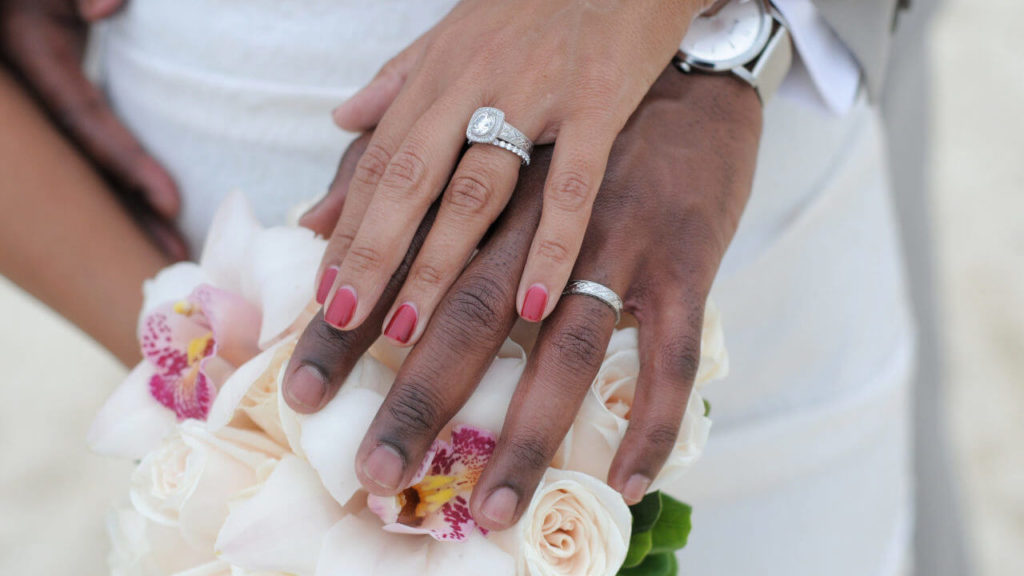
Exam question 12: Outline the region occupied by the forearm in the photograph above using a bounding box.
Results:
[0,66,169,365]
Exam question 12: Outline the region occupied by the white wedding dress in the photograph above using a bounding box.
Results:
[96,1,914,574]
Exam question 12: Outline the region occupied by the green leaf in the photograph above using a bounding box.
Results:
[649,494,692,554]
[622,530,653,569]
[617,552,676,576]
[629,491,663,534]
[703,398,712,417]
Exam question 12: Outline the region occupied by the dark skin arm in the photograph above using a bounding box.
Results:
[287,66,761,529]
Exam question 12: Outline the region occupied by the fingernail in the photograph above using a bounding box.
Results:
[285,364,327,411]
[481,487,519,527]
[521,284,548,322]
[316,266,339,305]
[384,303,418,344]
[623,474,651,505]
[362,444,405,492]
[325,285,357,328]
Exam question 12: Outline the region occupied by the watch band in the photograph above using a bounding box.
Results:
[732,8,792,104]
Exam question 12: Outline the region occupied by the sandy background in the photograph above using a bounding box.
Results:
[1,0,1021,573]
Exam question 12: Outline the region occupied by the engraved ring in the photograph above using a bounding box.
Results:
[562,280,623,325]
[466,107,533,165]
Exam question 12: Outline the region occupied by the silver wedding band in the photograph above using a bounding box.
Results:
[466,107,533,165]
[562,280,623,325]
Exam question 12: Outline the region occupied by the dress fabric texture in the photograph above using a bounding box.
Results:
[97,2,914,574]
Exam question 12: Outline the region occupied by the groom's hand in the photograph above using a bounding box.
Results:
[0,0,186,259]
[287,67,761,529]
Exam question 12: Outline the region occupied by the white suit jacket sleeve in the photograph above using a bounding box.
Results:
[772,0,861,115]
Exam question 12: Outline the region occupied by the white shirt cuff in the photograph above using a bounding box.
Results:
[772,0,861,115]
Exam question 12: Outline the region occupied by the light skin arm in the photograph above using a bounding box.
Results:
[0,66,169,365]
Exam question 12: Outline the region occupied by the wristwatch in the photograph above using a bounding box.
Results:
[673,0,792,104]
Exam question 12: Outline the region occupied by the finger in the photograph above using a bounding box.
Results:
[516,124,615,323]
[332,39,427,132]
[607,297,704,504]
[354,149,549,494]
[299,133,373,237]
[313,80,438,307]
[283,204,439,413]
[77,0,126,21]
[322,94,477,331]
[7,25,179,218]
[381,143,522,345]
[471,285,622,530]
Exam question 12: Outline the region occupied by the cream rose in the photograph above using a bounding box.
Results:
[106,508,215,576]
[130,421,284,547]
[510,468,631,576]
[560,301,725,490]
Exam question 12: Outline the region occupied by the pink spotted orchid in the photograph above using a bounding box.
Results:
[367,425,497,542]
[88,192,326,459]
[140,284,261,420]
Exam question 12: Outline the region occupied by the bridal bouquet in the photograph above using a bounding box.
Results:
[89,193,728,576]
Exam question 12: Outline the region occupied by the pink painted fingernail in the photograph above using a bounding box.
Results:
[481,487,519,527]
[384,303,418,344]
[622,474,651,505]
[316,266,339,305]
[521,284,548,322]
[325,285,357,328]
[362,444,405,492]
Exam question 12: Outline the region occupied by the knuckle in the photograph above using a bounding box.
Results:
[352,144,392,188]
[547,167,596,213]
[346,244,385,274]
[438,275,512,344]
[550,316,607,373]
[640,420,682,454]
[506,430,552,471]
[381,144,429,192]
[661,332,703,386]
[534,238,572,265]
[411,262,445,289]
[445,172,495,216]
[386,378,446,437]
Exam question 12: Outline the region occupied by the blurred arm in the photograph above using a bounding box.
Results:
[0,65,169,365]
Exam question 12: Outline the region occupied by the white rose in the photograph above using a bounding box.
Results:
[507,468,631,576]
[560,301,725,490]
[130,421,285,547]
[106,508,214,576]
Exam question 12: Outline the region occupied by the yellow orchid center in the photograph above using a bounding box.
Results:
[186,333,214,365]
[173,300,197,316]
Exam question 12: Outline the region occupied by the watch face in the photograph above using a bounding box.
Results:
[680,0,771,70]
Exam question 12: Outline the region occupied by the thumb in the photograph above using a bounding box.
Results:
[331,38,425,132]
[77,0,126,21]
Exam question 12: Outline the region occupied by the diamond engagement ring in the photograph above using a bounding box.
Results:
[562,280,623,325]
[466,107,533,165]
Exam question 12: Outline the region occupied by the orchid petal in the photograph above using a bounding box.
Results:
[200,191,261,296]
[245,226,326,347]
[217,455,345,575]
[425,531,515,576]
[139,262,210,331]
[88,362,177,459]
[314,514,429,576]
[191,285,262,368]
[300,386,385,506]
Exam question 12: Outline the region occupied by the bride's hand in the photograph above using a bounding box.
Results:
[314,0,709,341]
[289,67,761,528]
